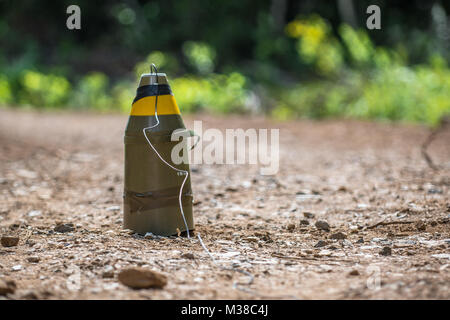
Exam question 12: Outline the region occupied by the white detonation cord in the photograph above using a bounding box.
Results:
[142,64,190,238]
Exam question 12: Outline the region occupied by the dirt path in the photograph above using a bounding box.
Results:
[0,109,449,299]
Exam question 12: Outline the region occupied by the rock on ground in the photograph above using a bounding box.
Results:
[118,268,167,290]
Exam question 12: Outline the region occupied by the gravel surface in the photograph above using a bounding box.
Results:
[0,109,449,300]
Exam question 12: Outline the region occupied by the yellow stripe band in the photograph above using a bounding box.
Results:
[130,95,181,115]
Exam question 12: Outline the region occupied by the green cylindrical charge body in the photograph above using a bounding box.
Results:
[123,73,194,236]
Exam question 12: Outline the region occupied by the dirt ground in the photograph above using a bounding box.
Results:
[0,108,449,300]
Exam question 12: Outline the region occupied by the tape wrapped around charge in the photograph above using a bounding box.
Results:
[124,187,193,212]
[133,84,172,104]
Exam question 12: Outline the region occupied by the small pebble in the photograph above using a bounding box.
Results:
[118,268,167,289]
[106,206,121,212]
[1,236,19,247]
[300,219,310,226]
[330,232,347,240]
[379,246,392,256]
[315,220,330,232]
[54,223,75,233]
[415,221,426,231]
[349,269,360,276]
[314,240,328,248]
[286,223,295,231]
[303,212,315,219]
[427,188,442,194]
[102,271,115,279]
[12,264,22,271]
[27,210,42,217]
[27,256,40,263]
[181,253,195,260]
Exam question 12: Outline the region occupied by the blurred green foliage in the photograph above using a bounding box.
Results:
[183,41,216,74]
[273,16,450,125]
[172,72,247,113]
[287,15,344,75]
[0,1,449,125]
[19,70,71,107]
[0,75,12,105]
[72,72,112,110]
